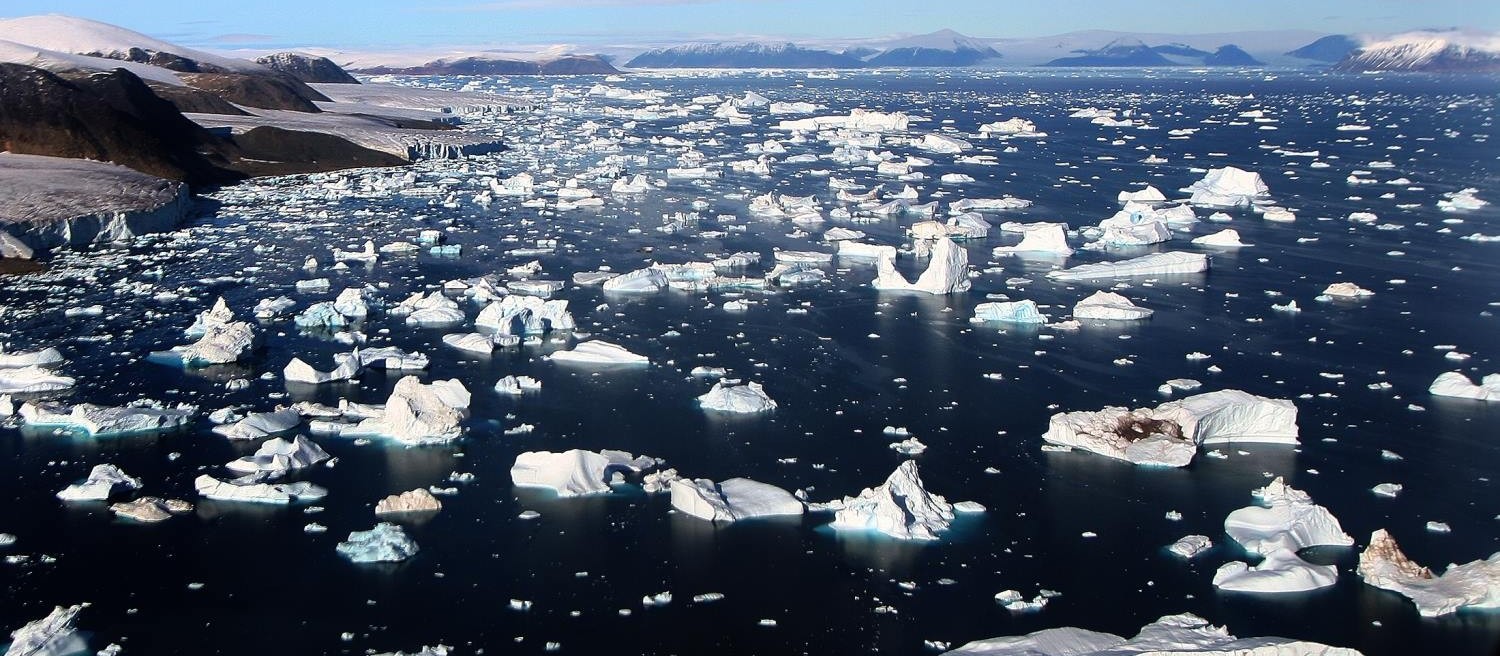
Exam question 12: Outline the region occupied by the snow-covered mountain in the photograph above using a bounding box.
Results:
[1285,34,1361,62]
[0,14,266,74]
[865,29,1000,67]
[625,42,864,69]
[1333,30,1500,72]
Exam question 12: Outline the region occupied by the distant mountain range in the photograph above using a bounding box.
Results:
[1332,30,1500,72]
[353,54,617,76]
[624,30,1000,69]
[1041,38,1263,66]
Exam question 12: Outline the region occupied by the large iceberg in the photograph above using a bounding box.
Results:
[822,460,955,540]
[310,377,470,445]
[872,236,971,295]
[511,449,645,497]
[548,340,649,366]
[475,296,576,335]
[56,464,141,502]
[697,380,777,413]
[211,408,301,440]
[19,401,195,437]
[4,604,90,656]
[1428,372,1500,401]
[225,435,330,475]
[1181,166,1269,206]
[1047,252,1208,281]
[992,223,1072,256]
[195,474,328,504]
[1072,291,1153,321]
[1213,478,1352,594]
[152,321,257,367]
[1213,548,1339,593]
[972,300,1046,325]
[1042,390,1298,466]
[941,612,1362,655]
[1358,529,1500,617]
[0,366,75,394]
[337,522,419,563]
[602,268,669,293]
[669,477,803,522]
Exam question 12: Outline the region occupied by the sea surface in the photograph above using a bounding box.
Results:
[1,69,1498,655]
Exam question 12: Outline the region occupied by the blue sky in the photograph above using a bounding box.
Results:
[5,0,1497,48]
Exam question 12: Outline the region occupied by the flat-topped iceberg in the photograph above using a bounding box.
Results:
[697,380,776,413]
[511,449,648,497]
[1213,548,1339,593]
[0,346,64,369]
[822,460,955,541]
[670,477,803,522]
[1047,252,1207,281]
[19,400,195,437]
[310,377,470,445]
[548,340,648,366]
[602,268,669,293]
[1192,228,1248,247]
[872,236,970,295]
[1042,390,1298,466]
[211,408,301,440]
[475,295,575,335]
[1073,291,1153,321]
[337,522,419,563]
[1358,528,1500,617]
[1429,371,1500,401]
[1181,166,1269,206]
[941,612,1363,655]
[0,366,75,394]
[992,223,1072,256]
[776,109,909,133]
[56,464,141,502]
[195,474,327,504]
[225,435,330,475]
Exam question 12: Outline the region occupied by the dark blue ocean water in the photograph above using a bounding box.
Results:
[1,69,1498,655]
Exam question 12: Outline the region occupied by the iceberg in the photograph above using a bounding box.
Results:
[1429,371,1500,401]
[211,408,301,440]
[283,354,361,385]
[475,296,576,335]
[972,300,1046,325]
[838,241,897,260]
[1358,529,1500,617]
[152,321,256,367]
[225,435,330,475]
[548,340,649,366]
[1167,535,1213,559]
[19,400,195,437]
[195,474,328,504]
[1047,252,1208,281]
[1213,548,1338,593]
[1117,186,1166,203]
[1225,477,1352,558]
[1072,291,1153,321]
[670,477,803,522]
[1191,228,1248,247]
[992,223,1072,256]
[602,268,669,293]
[185,297,234,338]
[978,118,1045,138]
[0,366,75,394]
[1321,282,1373,298]
[0,346,64,369]
[494,375,541,395]
[941,613,1362,655]
[511,449,643,497]
[919,134,972,154]
[56,464,141,502]
[1042,390,1298,466]
[375,488,443,515]
[4,604,90,656]
[337,522,419,563]
[312,377,470,445]
[293,302,347,331]
[872,236,971,295]
[823,460,955,540]
[110,496,192,523]
[697,380,777,413]
[1181,166,1269,206]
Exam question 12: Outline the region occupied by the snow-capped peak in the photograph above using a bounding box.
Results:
[0,14,265,74]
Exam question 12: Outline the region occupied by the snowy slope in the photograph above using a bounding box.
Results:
[0,14,265,73]
[0,38,184,84]
[1335,30,1500,72]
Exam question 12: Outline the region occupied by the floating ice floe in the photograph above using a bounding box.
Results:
[872,236,970,295]
[0,366,75,394]
[19,400,196,437]
[310,377,470,445]
[670,477,803,522]
[1073,291,1153,321]
[972,300,1046,325]
[4,604,90,656]
[475,295,576,334]
[1042,390,1297,467]
[1117,185,1166,203]
[1047,252,1207,281]
[548,340,649,366]
[978,118,1045,138]
[992,223,1073,256]
[697,380,777,413]
[1180,166,1269,206]
[1428,371,1500,401]
[602,268,669,293]
[511,449,654,497]
[1167,535,1213,559]
[1437,187,1487,212]
[375,488,442,515]
[337,522,419,563]
[941,612,1361,655]
[820,460,956,540]
[211,408,301,440]
[284,353,361,385]
[195,474,328,504]
[225,435,330,475]
[1358,528,1500,617]
[56,464,141,502]
[494,375,541,395]
[1191,228,1249,247]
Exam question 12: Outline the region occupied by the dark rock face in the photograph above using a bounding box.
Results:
[1286,35,1361,62]
[181,72,330,113]
[146,82,251,116]
[84,47,215,73]
[625,43,866,69]
[358,54,619,76]
[1203,45,1262,66]
[865,46,998,67]
[256,52,361,84]
[225,126,405,176]
[1045,40,1178,67]
[0,63,242,185]
[1151,44,1212,58]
